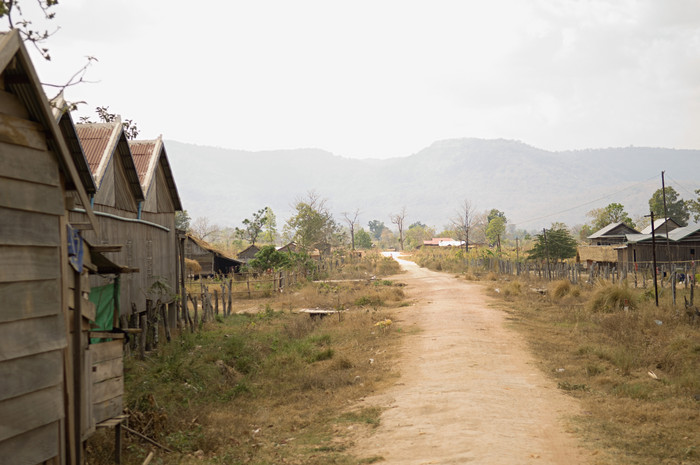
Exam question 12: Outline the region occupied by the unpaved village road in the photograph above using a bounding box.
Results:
[351,255,591,465]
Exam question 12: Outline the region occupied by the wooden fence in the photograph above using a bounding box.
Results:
[458,257,697,292]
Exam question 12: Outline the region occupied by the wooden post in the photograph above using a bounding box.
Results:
[228,276,233,315]
[139,313,147,359]
[247,274,251,298]
[214,289,219,315]
[145,300,153,351]
[160,303,171,343]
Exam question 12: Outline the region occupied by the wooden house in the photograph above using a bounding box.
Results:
[237,244,261,263]
[71,125,183,326]
[0,29,123,465]
[276,241,298,253]
[587,222,640,246]
[617,223,700,269]
[185,235,242,277]
[129,137,183,326]
[640,217,681,235]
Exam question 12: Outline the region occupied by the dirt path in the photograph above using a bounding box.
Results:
[351,255,591,464]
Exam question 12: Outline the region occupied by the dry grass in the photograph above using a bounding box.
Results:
[87,251,406,465]
[87,309,403,464]
[490,278,700,464]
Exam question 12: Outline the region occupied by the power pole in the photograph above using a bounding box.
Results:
[544,229,551,280]
[646,211,659,306]
[661,171,673,301]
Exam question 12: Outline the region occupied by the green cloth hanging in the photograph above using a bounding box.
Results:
[89,280,120,343]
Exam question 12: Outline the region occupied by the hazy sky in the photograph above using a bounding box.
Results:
[25,0,700,159]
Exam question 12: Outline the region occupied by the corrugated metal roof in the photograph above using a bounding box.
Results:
[128,140,156,187]
[75,124,114,175]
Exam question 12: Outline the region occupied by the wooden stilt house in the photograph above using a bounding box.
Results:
[0,29,112,464]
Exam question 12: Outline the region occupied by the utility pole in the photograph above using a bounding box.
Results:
[515,237,520,276]
[646,211,659,306]
[661,171,673,301]
[543,228,551,280]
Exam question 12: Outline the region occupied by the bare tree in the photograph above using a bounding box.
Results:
[342,209,360,250]
[451,199,476,253]
[190,216,220,241]
[390,207,407,251]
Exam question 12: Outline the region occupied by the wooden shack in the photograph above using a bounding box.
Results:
[587,222,640,246]
[71,124,183,324]
[617,224,700,268]
[237,244,260,263]
[0,29,109,464]
[185,234,242,277]
[129,136,183,327]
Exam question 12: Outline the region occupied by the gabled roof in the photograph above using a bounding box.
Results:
[50,92,96,195]
[238,244,261,258]
[640,218,681,235]
[128,136,182,211]
[626,224,700,244]
[668,223,700,241]
[0,30,98,230]
[187,234,242,264]
[75,121,144,202]
[588,222,639,240]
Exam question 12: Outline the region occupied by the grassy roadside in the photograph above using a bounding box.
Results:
[410,249,700,465]
[87,254,405,464]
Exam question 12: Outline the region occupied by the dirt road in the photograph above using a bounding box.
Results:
[352,255,591,464]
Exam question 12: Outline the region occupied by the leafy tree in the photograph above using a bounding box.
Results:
[285,192,341,254]
[247,245,290,272]
[405,223,435,250]
[649,186,689,226]
[354,229,373,249]
[485,217,506,251]
[528,226,577,262]
[687,188,700,223]
[260,207,277,244]
[390,207,407,251]
[368,220,386,240]
[586,203,633,231]
[409,221,426,229]
[487,209,507,225]
[236,207,271,246]
[175,210,191,231]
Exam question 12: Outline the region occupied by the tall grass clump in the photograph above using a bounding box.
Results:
[588,283,636,312]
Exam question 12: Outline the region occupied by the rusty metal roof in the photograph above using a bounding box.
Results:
[75,121,145,203]
[75,123,115,176]
[129,137,183,211]
[128,140,156,187]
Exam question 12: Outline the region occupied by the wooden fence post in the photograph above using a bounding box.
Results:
[160,303,171,343]
[139,313,147,360]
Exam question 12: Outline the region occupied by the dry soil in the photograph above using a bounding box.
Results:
[351,254,592,464]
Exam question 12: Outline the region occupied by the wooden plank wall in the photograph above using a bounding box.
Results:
[90,340,124,424]
[0,88,66,464]
[70,209,178,319]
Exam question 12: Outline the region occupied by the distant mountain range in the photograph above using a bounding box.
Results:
[164,138,700,232]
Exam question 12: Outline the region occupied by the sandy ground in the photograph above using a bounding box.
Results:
[351,255,591,465]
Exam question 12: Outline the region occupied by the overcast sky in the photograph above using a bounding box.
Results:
[24,0,700,159]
